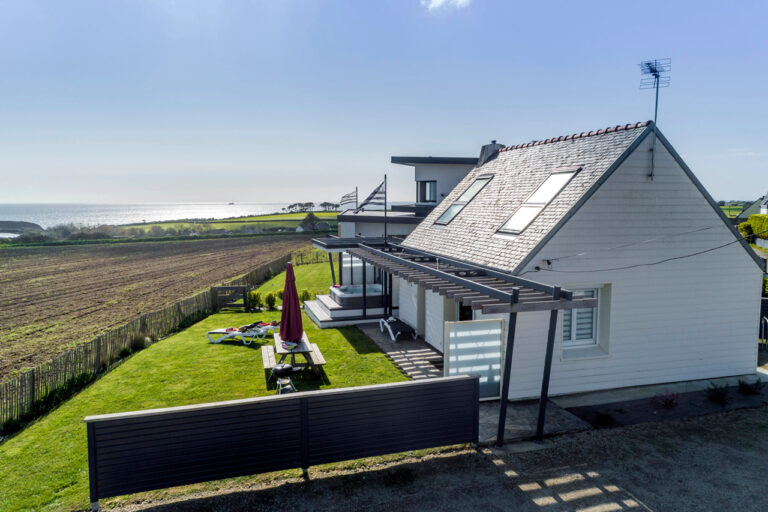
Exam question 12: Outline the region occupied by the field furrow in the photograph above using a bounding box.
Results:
[0,235,312,377]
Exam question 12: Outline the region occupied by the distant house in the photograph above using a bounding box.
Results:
[736,196,764,223]
[311,121,765,400]
[337,153,491,239]
[762,193,768,215]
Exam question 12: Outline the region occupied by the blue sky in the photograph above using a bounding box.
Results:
[0,0,766,203]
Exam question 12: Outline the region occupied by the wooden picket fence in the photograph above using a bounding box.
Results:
[0,252,295,429]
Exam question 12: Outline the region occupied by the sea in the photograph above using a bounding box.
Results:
[0,203,292,230]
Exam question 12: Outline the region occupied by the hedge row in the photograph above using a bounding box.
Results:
[738,214,768,242]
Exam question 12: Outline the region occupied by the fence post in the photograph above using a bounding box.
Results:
[28,368,36,410]
[300,397,309,477]
[94,337,101,374]
[210,287,218,312]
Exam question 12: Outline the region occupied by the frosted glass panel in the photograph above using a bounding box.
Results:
[526,172,575,204]
[445,319,503,399]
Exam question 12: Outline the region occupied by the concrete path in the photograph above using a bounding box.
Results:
[358,324,443,379]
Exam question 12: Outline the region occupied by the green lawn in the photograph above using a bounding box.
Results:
[720,205,744,218]
[0,302,405,510]
[257,261,338,304]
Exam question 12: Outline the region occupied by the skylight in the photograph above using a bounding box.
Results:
[498,167,580,234]
[434,175,492,225]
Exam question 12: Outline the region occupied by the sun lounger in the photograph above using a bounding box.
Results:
[379,317,417,342]
[206,322,280,346]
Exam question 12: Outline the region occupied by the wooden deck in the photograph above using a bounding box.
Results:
[358,324,443,380]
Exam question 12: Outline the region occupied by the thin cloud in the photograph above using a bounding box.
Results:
[727,148,760,157]
[421,0,471,11]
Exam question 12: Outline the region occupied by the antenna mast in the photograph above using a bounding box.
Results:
[639,58,671,179]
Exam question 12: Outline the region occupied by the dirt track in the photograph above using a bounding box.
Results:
[0,235,310,377]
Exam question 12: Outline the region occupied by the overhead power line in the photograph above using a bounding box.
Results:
[520,228,768,276]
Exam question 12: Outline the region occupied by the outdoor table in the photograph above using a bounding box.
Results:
[274,332,312,369]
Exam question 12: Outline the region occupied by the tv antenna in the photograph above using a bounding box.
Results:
[639,58,670,179]
[639,58,671,125]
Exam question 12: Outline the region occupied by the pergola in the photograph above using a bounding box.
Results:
[314,238,596,446]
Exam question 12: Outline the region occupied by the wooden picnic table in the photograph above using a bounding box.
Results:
[262,332,326,376]
[274,332,312,366]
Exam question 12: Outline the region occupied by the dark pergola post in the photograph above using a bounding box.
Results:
[496,289,520,447]
[362,262,367,318]
[328,253,336,286]
[536,286,561,442]
[339,252,344,286]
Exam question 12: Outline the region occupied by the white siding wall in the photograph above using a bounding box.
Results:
[339,221,415,238]
[498,136,764,399]
[414,164,475,204]
[424,290,445,351]
[398,279,420,331]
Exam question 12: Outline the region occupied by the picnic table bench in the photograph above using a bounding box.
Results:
[261,336,326,377]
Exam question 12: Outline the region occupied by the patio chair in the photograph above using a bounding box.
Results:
[379,317,417,342]
[206,321,280,346]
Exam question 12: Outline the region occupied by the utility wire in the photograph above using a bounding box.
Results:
[548,225,717,262]
[520,227,768,275]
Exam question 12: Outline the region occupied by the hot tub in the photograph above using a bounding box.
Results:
[329,283,384,308]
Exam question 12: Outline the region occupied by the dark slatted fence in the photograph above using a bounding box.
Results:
[85,376,479,507]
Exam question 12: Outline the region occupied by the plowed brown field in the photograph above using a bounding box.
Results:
[0,235,311,378]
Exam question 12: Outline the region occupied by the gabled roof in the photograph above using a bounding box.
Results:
[402,121,765,273]
[736,198,763,220]
[762,194,768,207]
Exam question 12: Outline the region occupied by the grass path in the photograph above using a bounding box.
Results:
[0,277,405,511]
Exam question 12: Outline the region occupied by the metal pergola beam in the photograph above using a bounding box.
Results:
[356,245,518,304]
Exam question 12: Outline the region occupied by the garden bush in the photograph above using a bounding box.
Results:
[747,214,768,240]
[300,290,312,303]
[265,293,277,310]
[706,382,730,406]
[247,291,263,310]
[738,222,754,243]
[737,378,764,395]
[277,289,284,302]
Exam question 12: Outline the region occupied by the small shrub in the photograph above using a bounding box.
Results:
[265,293,277,310]
[299,290,312,303]
[118,347,133,359]
[737,222,754,243]
[248,291,263,311]
[657,392,678,409]
[130,333,148,352]
[737,378,764,395]
[706,382,730,406]
[276,289,284,302]
[593,412,616,428]
[1,417,23,437]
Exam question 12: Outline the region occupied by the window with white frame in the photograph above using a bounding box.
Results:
[498,167,580,234]
[562,289,598,347]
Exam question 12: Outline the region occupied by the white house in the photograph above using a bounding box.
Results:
[312,121,765,404]
[337,152,501,239]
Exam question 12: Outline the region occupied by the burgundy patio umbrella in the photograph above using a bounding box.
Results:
[279,262,304,342]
